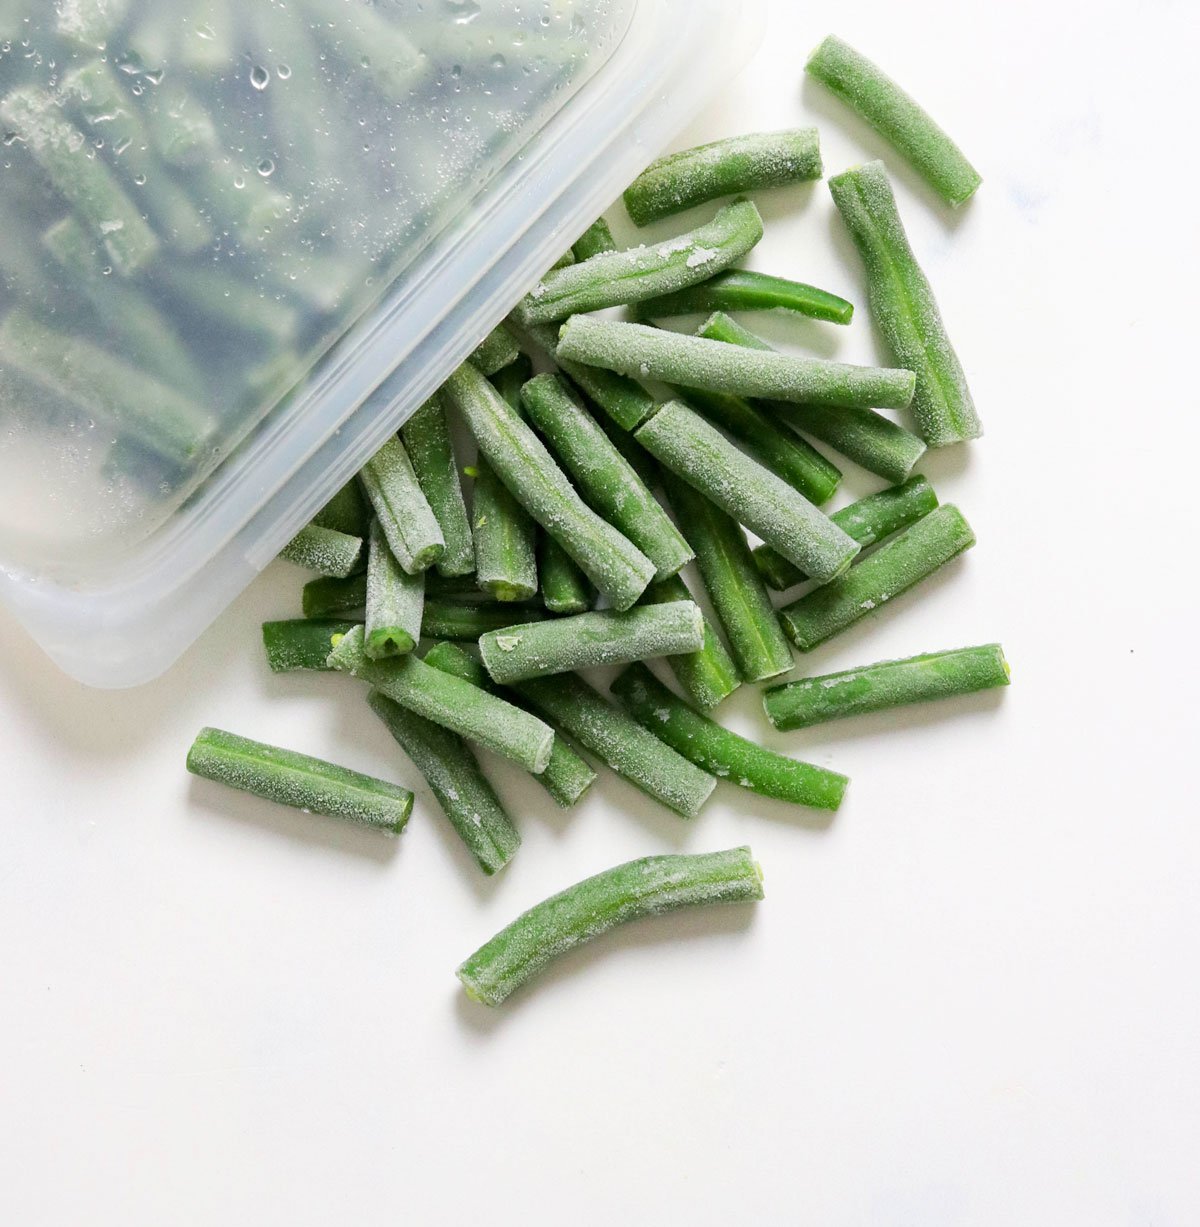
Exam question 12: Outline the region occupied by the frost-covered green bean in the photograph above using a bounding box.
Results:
[612,665,847,811]
[752,474,940,591]
[640,575,741,710]
[329,626,555,774]
[764,644,1009,730]
[635,400,860,584]
[400,394,475,579]
[279,523,364,578]
[469,324,521,377]
[829,161,981,447]
[521,373,693,581]
[806,35,982,206]
[360,437,445,575]
[539,536,592,615]
[519,200,764,324]
[571,216,617,261]
[186,727,412,835]
[473,459,539,601]
[457,847,763,1006]
[364,519,424,658]
[514,673,716,819]
[368,692,519,876]
[262,619,358,673]
[557,316,916,411]
[480,602,705,685]
[638,270,854,326]
[421,599,548,642]
[623,128,822,226]
[444,361,655,611]
[780,504,976,650]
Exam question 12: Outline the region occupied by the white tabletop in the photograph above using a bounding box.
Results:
[3,0,1198,1222]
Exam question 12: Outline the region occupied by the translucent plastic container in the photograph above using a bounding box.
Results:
[0,0,763,686]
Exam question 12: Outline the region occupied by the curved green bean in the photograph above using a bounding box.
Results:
[638,270,853,325]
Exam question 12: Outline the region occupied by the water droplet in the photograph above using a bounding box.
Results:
[257,157,275,177]
[2,131,18,146]
[442,0,481,24]
[449,63,462,79]
[249,64,270,91]
[133,173,147,186]
[277,62,292,80]
[233,175,245,190]
[489,54,506,70]
[196,23,216,41]
[539,13,551,26]
[144,68,165,86]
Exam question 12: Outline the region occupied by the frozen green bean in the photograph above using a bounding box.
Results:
[445,361,655,611]
[473,459,539,602]
[155,260,301,348]
[557,316,916,410]
[187,727,412,835]
[480,602,705,686]
[368,692,519,876]
[829,161,980,447]
[765,643,1009,731]
[360,437,445,575]
[302,572,366,620]
[806,35,981,207]
[639,270,853,325]
[457,846,763,1005]
[400,394,475,578]
[624,128,822,226]
[635,399,859,583]
[519,200,764,324]
[262,619,358,673]
[279,523,364,578]
[780,504,976,651]
[514,673,717,820]
[470,325,521,377]
[662,472,792,683]
[641,575,741,710]
[571,216,616,261]
[540,535,593,615]
[313,478,372,540]
[365,518,424,659]
[521,373,693,581]
[330,626,554,775]
[421,599,548,642]
[301,0,425,101]
[612,664,847,810]
[752,474,940,590]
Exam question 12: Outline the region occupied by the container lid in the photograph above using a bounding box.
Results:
[0,0,763,686]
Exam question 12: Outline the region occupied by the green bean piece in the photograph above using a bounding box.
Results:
[313,479,372,540]
[640,575,741,710]
[297,0,426,102]
[612,665,847,811]
[635,400,859,584]
[519,200,764,324]
[55,0,132,46]
[365,519,424,659]
[540,535,593,615]
[457,846,762,1005]
[806,35,981,207]
[473,459,539,602]
[0,86,159,275]
[673,386,841,506]
[421,600,548,642]
[521,373,693,582]
[557,316,916,411]
[624,128,822,226]
[186,727,412,835]
[548,248,577,271]
[765,644,1009,731]
[752,474,940,591]
[262,619,358,673]
[368,692,519,876]
[400,394,475,579]
[780,505,976,651]
[155,261,301,349]
[60,60,212,253]
[661,472,793,683]
[480,602,705,686]
[444,361,655,611]
[638,270,854,325]
[0,311,213,468]
[360,437,445,576]
[697,311,928,483]
[423,642,597,810]
[279,524,364,578]
[514,674,716,819]
[829,161,980,447]
[571,216,617,261]
[329,626,554,775]
[469,325,522,377]
[302,572,367,620]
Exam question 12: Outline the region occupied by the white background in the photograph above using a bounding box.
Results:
[3,0,1199,1222]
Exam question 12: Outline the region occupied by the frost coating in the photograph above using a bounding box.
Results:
[364,518,424,659]
[360,437,445,575]
[279,523,364,579]
[186,727,412,835]
[457,846,763,1005]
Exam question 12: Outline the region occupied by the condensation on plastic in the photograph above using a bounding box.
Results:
[0,0,764,687]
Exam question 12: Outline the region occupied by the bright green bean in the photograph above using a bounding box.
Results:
[421,599,548,642]
[302,572,366,620]
[612,664,847,810]
[806,35,982,206]
[624,128,822,226]
[828,161,980,447]
[262,619,358,673]
[457,847,763,1005]
[186,727,412,835]
[780,505,976,651]
[571,216,616,261]
[765,644,1009,730]
[279,523,364,578]
[365,518,424,659]
[360,437,445,575]
[556,316,916,411]
[539,535,593,615]
[638,270,853,325]
[640,575,741,710]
